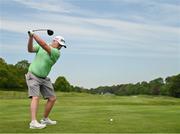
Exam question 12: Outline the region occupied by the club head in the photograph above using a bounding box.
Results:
[47,30,54,36]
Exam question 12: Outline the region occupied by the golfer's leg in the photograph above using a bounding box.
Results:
[44,96,56,118]
[31,96,39,121]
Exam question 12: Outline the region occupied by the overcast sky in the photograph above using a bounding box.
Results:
[0,0,180,88]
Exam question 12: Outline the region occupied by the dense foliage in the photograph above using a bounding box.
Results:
[0,58,29,90]
[54,76,72,92]
[89,75,180,98]
[0,57,179,97]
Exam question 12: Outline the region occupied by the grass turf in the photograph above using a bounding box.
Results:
[0,91,180,133]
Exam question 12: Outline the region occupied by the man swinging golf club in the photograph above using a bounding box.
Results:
[26,30,66,129]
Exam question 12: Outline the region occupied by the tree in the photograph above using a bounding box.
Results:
[160,85,169,96]
[149,78,164,95]
[15,60,30,70]
[165,74,180,98]
[0,68,9,88]
[140,81,151,94]
[54,76,72,92]
[72,86,88,93]
[0,58,28,90]
[0,58,6,64]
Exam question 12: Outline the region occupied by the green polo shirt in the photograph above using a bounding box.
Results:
[28,44,60,77]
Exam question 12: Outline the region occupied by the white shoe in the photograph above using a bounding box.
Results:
[40,118,57,125]
[29,120,46,129]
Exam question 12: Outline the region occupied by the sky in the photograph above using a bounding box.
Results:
[0,0,180,88]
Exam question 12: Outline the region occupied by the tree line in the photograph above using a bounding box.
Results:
[89,76,180,98]
[0,57,82,92]
[0,58,71,91]
[0,58,180,98]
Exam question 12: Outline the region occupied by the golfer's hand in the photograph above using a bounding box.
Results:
[28,30,34,37]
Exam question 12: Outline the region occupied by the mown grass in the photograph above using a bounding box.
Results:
[0,91,180,133]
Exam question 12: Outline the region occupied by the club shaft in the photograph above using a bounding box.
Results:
[32,29,49,32]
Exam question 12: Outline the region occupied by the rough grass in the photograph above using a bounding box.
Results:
[0,91,180,133]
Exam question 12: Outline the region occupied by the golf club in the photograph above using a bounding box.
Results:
[28,29,54,36]
[28,29,67,48]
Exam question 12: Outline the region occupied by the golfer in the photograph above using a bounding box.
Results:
[26,30,66,129]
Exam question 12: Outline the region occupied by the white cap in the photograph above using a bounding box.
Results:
[53,36,66,48]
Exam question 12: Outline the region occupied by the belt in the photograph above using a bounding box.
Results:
[30,72,46,79]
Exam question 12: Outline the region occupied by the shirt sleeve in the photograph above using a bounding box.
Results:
[50,48,60,62]
[33,44,40,52]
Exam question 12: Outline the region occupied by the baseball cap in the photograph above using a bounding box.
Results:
[53,36,67,48]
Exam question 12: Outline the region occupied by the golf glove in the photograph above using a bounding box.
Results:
[28,30,34,36]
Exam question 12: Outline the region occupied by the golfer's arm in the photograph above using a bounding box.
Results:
[28,36,35,52]
[33,34,51,54]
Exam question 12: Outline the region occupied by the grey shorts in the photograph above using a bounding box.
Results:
[25,72,55,99]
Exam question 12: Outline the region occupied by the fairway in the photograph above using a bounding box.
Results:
[0,91,180,133]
